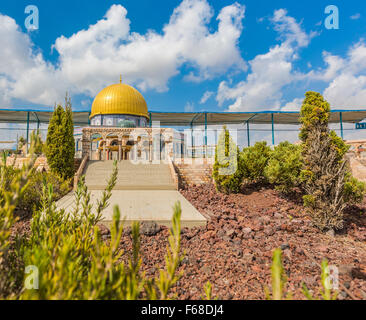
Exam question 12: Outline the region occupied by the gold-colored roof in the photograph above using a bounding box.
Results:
[90,83,148,119]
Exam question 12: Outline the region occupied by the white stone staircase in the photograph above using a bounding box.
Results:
[84,160,176,190]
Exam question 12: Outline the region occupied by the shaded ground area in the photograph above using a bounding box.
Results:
[119,184,366,300]
[11,184,366,300]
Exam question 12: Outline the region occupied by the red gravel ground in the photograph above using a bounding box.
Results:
[10,184,366,300]
[119,184,366,300]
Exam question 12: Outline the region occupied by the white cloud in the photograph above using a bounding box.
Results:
[278,40,366,111]
[217,9,314,112]
[200,90,214,104]
[350,13,361,20]
[281,97,303,111]
[184,101,194,112]
[301,41,366,109]
[0,0,246,107]
[0,14,68,106]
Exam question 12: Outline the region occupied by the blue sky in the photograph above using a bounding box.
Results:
[0,0,366,113]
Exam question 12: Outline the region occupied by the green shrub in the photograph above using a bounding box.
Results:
[241,141,272,183]
[0,148,37,296]
[264,142,303,193]
[46,96,75,180]
[28,130,45,156]
[18,171,70,212]
[344,175,366,204]
[299,91,365,231]
[213,126,244,194]
[1,156,184,300]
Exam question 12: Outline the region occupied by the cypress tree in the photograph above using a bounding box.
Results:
[212,126,243,194]
[46,95,75,179]
[299,91,364,231]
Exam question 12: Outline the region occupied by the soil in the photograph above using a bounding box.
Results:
[120,184,366,300]
[10,184,366,300]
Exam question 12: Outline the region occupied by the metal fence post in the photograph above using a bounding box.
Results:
[271,113,275,146]
[340,112,344,139]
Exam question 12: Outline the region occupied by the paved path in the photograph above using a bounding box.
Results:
[56,160,206,227]
[56,190,206,228]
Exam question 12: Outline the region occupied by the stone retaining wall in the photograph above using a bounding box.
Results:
[174,160,213,187]
[4,156,82,174]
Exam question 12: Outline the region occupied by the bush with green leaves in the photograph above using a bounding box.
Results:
[46,95,75,180]
[28,130,45,156]
[213,126,244,194]
[344,174,366,204]
[264,141,303,193]
[299,91,365,231]
[1,154,185,299]
[18,171,70,212]
[241,141,272,183]
[0,146,38,296]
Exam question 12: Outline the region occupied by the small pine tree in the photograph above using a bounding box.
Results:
[212,126,243,194]
[299,91,364,231]
[46,95,75,179]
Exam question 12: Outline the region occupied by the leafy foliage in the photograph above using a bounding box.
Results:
[46,95,75,180]
[18,171,70,212]
[28,130,45,156]
[1,154,184,299]
[0,133,70,213]
[213,126,244,194]
[344,174,366,204]
[241,141,272,183]
[264,142,303,193]
[0,141,39,296]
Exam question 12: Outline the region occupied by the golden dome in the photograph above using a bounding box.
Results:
[90,83,148,119]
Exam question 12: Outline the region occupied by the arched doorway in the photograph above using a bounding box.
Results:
[90,133,102,160]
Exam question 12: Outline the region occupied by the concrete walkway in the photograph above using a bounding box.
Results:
[56,190,206,227]
[56,160,206,227]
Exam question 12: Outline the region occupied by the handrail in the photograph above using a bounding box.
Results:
[73,155,88,190]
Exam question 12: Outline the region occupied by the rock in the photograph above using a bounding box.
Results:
[242,227,252,234]
[98,224,110,236]
[326,229,335,237]
[226,229,236,238]
[280,243,290,250]
[351,267,366,280]
[201,266,212,275]
[123,226,132,235]
[222,235,232,242]
[264,226,275,236]
[140,221,161,236]
[274,212,282,218]
[242,253,254,263]
[295,247,303,255]
[201,230,216,240]
[339,291,348,299]
[339,264,354,278]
